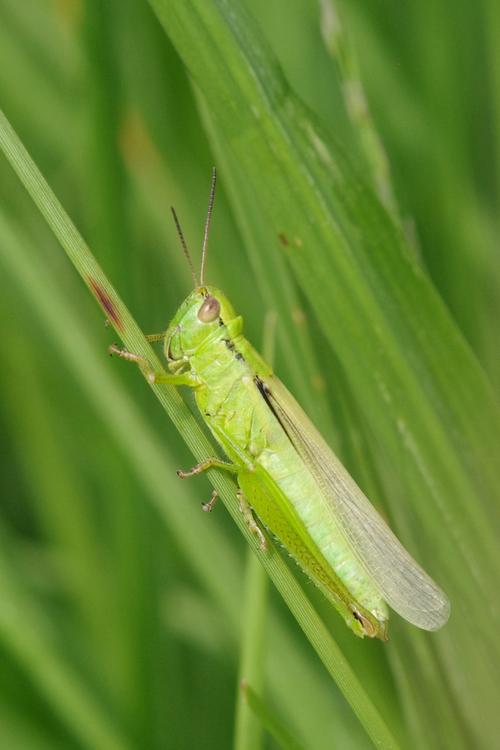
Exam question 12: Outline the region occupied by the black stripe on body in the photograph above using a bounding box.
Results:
[221,324,245,362]
[254,376,293,444]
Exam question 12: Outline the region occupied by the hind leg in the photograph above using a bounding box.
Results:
[237,489,267,550]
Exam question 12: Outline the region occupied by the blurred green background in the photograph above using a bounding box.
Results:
[0,0,499,748]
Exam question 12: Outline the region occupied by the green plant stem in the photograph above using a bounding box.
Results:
[233,553,268,750]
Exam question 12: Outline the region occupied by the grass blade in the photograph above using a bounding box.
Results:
[0,109,399,749]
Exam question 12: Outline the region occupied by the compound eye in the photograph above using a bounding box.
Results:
[198,295,220,323]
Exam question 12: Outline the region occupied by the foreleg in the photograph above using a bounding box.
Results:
[109,344,193,385]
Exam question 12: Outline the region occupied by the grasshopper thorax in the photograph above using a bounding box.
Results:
[164,285,241,368]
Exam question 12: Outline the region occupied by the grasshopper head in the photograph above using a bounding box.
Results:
[166,170,242,370]
[164,285,240,369]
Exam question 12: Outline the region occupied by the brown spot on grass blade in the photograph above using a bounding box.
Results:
[88,277,123,331]
[277,232,289,246]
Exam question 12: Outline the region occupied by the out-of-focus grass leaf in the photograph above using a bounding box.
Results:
[0,532,127,750]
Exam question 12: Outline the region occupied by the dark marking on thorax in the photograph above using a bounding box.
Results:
[223,334,245,363]
[254,376,292,442]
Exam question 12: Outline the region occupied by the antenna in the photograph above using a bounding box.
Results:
[170,206,198,288]
[200,167,217,287]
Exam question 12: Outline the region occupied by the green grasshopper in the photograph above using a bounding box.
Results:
[111,170,450,640]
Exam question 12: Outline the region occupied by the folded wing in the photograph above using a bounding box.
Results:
[265,376,450,631]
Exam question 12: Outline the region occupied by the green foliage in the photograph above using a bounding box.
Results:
[0,0,498,748]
